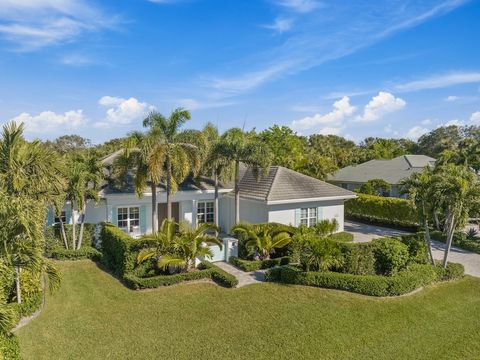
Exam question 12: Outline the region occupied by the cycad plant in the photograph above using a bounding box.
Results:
[231,223,292,260]
[300,236,344,272]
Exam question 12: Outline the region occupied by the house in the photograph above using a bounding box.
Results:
[328,154,436,198]
[47,159,355,238]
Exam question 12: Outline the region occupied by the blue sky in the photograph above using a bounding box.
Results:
[0,0,479,143]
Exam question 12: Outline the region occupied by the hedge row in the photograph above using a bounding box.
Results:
[0,334,20,360]
[345,193,418,229]
[330,232,354,243]
[229,256,290,272]
[46,223,95,248]
[431,230,480,255]
[265,262,464,297]
[124,261,238,289]
[49,246,102,261]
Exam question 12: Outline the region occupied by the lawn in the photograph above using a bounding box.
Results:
[17,261,480,360]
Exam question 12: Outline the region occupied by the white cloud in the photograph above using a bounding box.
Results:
[0,0,117,51]
[291,96,356,131]
[356,92,406,122]
[10,109,86,134]
[274,0,322,13]
[396,72,480,92]
[263,17,293,33]
[175,98,236,110]
[95,96,154,128]
[406,126,429,140]
[444,95,459,101]
[421,118,433,125]
[317,126,344,135]
[444,119,463,127]
[470,111,480,124]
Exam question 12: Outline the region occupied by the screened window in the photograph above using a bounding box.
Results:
[197,201,214,224]
[117,207,140,233]
[300,207,317,227]
[54,211,66,224]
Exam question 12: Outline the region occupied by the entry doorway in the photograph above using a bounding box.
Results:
[158,202,180,230]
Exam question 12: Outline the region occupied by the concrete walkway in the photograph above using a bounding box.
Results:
[214,261,265,287]
[346,220,480,277]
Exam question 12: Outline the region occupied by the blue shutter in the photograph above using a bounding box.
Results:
[140,205,147,234]
[46,207,54,227]
[111,207,118,226]
[294,208,301,227]
[317,206,323,222]
[65,205,72,225]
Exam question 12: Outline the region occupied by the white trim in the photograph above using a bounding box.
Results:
[101,188,232,198]
[267,194,356,205]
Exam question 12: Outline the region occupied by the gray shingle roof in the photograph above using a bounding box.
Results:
[238,166,355,202]
[328,155,436,185]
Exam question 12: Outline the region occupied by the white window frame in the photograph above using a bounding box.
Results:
[117,206,140,235]
[197,201,215,225]
[300,207,317,227]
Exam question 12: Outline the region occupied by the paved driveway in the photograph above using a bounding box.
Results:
[344,220,410,243]
[345,220,480,277]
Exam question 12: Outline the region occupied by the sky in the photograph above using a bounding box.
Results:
[0,0,479,144]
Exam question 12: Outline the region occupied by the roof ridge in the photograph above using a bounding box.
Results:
[265,166,281,201]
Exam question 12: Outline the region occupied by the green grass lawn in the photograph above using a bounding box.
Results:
[17,261,480,360]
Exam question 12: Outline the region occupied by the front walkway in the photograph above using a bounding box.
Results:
[346,220,480,277]
[214,261,265,287]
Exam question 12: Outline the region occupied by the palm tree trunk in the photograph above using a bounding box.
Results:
[214,170,219,232]
[151,183,158,233]
[71,206,77,250]
[166,155,172,220]
[15,266,22,304]
[434,212,441,231]
[77,203,87,250]
[423,221,435,265]
[234,160,240,225]
[59,218,68,249]
[443,212,455,268]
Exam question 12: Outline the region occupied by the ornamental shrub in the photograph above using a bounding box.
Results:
[329,232,354,243]
[373,238,409,275]
[229,256,289,272]
[399,233,429,264]
[345,193,418,229]
[341,242,376,275]
[0,333,20,360]
[49,246,102,261]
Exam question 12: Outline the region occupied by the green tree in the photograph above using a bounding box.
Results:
[359,179,392,196]
[417,126,462,158]
[260,125,307,169]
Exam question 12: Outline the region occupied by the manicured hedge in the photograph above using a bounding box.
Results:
[229,256,290,272]
[124,261,238,289]
[265,262,464,297]
[341,242,376,275]
[431,230,480,255]
[329,232,354,243]
[0,334,20,360]
[49,246,102,261]
[345,193,418,229]
[46,223,95,248]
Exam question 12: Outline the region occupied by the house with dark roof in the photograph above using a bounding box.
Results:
[328,155,436,197]
[47,157,355,243]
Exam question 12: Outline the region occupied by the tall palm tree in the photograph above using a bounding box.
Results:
[143,109,206,222]
[216,128,271,224]
[433,164,480,268]
[400,166,436,265]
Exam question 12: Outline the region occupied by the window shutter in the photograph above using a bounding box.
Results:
[65,205,72,225]
[46,207,54,227]
[140,205,147,234]
[317,207,323,222]
[111,207,117,226]
[294,208,301,227]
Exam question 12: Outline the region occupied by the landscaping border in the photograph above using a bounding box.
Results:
[229,256,290,272]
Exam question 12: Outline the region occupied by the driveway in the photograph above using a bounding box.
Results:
[345,220,480,277]
[344,220,410,243]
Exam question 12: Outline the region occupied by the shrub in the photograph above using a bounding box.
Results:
[45,223,95,250]
[229,256,289,272]
[387,264,438,296]
[437,262,465,281]
[300,237,344,272]
[0,333,20,360]
[398,233,429,264]
[49,246,102,261]
[373,238,409,275]
[198,261,238,288]
[341,242,376,275]
[430,230,480,255]
[345,193,418,229]
[329,232,354,243]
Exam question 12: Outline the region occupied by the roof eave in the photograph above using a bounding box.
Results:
[266,194,357,205]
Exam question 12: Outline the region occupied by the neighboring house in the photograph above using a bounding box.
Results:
[47,158,355,238]
[328,154,436,198]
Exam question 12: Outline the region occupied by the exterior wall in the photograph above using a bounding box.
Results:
[268,199,345,231]
[219,196,268,233]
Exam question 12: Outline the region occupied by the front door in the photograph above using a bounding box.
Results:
[158,202,180,228]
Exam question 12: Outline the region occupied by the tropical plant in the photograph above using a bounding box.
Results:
[300,237,344,272]
[0,305,15,334]
[359,179,392,196]
[216,128,271,224]
[466,227,479,241]
[231,223,292,260]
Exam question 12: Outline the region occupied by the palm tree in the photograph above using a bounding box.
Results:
[137,219,221,271]
[231,223,292,260]
[433,164,480,268]
[301,237,343,272]
[216,128,271,224]
[400,167,436,265]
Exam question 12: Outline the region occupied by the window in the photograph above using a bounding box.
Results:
[54,211,66,224]
[300,207,317,227]
[197,201,214,224]
[117,206,140,234]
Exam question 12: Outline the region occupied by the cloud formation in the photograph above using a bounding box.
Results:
[95,96,154,128]
[273,0,322,13]
[471,111,480,124]
[356,92,406,122]
[262,17,294,33]
[10,109,86,134]
[396,72,480,92]
[406,125,429,139]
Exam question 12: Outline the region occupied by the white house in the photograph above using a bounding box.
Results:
[47,159,356,237]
